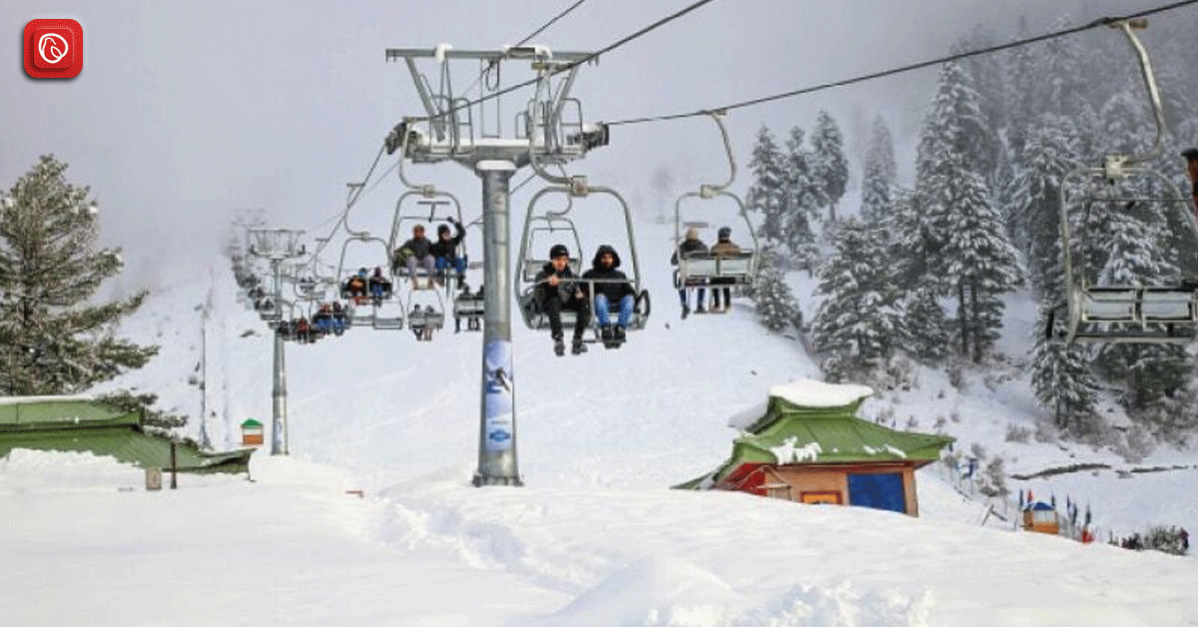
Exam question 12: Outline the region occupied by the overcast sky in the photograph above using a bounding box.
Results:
[1,0,1177,289]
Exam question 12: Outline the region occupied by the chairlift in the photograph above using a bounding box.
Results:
[1049,19,1198,344]
[453,283,485,332]
[407,289,446,341]
[335,234,406,331]
[386,148,472,295]
[515,180,651,336]
[673,112,760,292]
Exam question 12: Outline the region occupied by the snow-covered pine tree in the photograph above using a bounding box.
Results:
[1005,115,1082,300]
[1031,305,1097,428]
[1004,16,1037,161]
[811,218,902,377]
[901,285,949,362]
[782,126,821,268]
[941,164,1023,362]
[0,155,158,395]
[746,125,788,247]
[860,115,896,227]
[917,60,1021,361]
[810,110,849,223]
[885,185,932,292]
[1029,16,1091,121]
[751,246,802,333]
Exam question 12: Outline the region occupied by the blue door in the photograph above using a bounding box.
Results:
[847,472,906,513]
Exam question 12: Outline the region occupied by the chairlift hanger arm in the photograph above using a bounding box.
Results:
[1108,18,1166,167]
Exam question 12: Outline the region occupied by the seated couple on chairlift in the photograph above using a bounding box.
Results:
[533,243,636,357]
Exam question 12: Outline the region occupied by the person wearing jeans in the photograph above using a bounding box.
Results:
[582,244,637,349]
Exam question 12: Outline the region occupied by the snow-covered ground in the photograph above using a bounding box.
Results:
[4,216,1198,627]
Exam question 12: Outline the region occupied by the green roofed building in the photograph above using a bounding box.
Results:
[0,396,253,475]
[675,379,954,516]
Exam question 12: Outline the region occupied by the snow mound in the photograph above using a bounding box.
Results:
[526,555,740,627]
[732,581,933,627]
[0,449,142,493]
[769,379,874,408]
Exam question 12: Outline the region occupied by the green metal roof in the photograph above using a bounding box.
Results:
[0,396,139,429]
[676,392,955,489]
[240,418,264,428]
[0,397,253,475]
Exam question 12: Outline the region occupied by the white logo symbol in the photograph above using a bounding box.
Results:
[38,33,68,64]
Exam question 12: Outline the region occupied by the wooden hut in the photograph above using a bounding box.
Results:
[675,379,954,517]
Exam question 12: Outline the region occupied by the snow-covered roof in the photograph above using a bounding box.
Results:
[768,379,873,408]
[0,395,95,406]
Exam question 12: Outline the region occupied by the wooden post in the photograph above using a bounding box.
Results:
[170,441,178,490]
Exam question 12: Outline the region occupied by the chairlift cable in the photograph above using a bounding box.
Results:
[409,0,720,125]
[605,0,1198,127]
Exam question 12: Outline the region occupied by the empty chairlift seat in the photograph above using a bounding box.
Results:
[1082,286,1197,324]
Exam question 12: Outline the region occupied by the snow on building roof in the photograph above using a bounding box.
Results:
[0,395,95,406]
[768,379,873,408]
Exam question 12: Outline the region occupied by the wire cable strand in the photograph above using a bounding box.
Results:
[605,0,1198,127]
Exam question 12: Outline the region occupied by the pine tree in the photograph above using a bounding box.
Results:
[0,155,158,395]
[916,61,1021,361]
[746,125,788,248]
[811,219,902,375]
[1031,305,1097,428]
[781,126,821,268]
[810,110,849,223]
[886,185,933,291]
[860,116,896,227]
[901,286,949,362]
[751,246,802,332]
[1005,115,1082,300]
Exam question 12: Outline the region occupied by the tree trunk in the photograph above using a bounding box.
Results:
[970,280,983,363]
[957,282,969,357]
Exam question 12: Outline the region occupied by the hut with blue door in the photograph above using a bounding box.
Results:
[674,379,954,517]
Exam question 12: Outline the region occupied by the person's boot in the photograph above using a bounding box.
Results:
[571,336,587,355]
[682,303,690,319]
[600,324,614,348]
[613,325,626,347]
[696,303,707,314]
[553,334,565,357]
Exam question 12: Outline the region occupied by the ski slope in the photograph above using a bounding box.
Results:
[4,217,1198,627]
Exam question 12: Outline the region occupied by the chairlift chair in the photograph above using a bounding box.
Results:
[673,112,760,292]
[407,289,446,341]
[387,192,469,292]
[515,184,651,337]
[1049,19,1198,344]
[335,234,406,330]
[453,285,485,331]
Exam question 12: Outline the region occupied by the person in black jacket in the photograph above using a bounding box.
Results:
[534,244,590,356]
[671,227,708,318]
[430,217,468,284]
[582,244,636,348]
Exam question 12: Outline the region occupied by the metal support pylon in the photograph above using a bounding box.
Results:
[384,45,608,486]
[248,228,305,455]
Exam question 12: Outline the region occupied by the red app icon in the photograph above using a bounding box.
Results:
[24,19,83,79]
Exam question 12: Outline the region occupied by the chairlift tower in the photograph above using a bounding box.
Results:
[385,44,609,486]
[248,228,306,455]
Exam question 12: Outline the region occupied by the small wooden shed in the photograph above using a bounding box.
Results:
[675,379,954,517]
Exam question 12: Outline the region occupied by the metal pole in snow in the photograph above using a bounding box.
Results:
[270,259,288,455]
[473,160,521,486]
